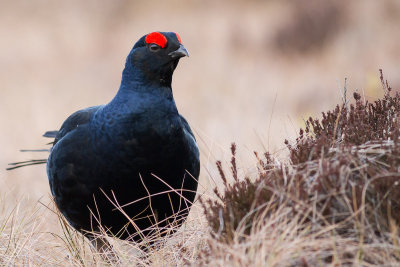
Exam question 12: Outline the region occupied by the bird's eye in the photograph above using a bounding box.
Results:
[149,44,161,52]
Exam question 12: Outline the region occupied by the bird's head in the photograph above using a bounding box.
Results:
[124,32,189,88]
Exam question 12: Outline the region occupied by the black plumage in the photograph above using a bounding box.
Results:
[45,32,200,242]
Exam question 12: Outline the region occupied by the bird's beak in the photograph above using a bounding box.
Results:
[168,44,189,58]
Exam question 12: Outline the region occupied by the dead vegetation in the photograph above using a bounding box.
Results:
[200,71,400,266]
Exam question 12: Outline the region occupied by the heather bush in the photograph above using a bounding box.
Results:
[202,71,400,264]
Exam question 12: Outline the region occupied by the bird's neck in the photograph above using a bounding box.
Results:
[118,62,173,93]
[106,64,176,113]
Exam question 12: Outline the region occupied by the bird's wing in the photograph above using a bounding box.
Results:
[52,105,101,146]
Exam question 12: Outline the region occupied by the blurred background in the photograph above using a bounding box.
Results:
[1,0,400,212]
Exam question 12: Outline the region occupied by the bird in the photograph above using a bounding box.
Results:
[9,32,200,248]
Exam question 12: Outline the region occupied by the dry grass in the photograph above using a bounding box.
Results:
[197,213,400,266]
[3,181,399,266]
[0,196,208,266]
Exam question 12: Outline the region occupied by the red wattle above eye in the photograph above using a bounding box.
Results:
[175,32,182,44]
[145,32,167,48]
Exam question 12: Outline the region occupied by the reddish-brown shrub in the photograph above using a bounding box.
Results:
[202,71,400,249]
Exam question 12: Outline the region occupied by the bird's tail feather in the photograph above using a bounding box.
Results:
[43,131,58,138]
[6,130,57,170]
[20,149,50,152]
[7,159,47,170]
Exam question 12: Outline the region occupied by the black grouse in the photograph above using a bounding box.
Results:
[41,32,199,243]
